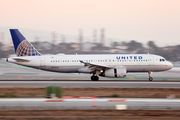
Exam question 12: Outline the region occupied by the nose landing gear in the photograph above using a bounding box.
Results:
[148,71,153,81]
[149,77,153,81]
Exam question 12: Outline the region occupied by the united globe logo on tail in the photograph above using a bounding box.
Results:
[16,40,41,56]
[10,29,41,57]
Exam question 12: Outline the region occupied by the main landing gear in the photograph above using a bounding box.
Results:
[148,71,153,81]
[91,74,99,81]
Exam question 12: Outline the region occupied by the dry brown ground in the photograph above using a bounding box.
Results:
[0,110,180,120]
[0,87,180,98]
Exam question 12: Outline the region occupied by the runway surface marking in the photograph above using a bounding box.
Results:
[0,81,180,84]
[0,98,180,102]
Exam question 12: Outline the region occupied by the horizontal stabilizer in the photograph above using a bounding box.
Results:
[13,58,30,62]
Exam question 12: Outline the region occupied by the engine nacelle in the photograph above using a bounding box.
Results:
[99,67,126,78]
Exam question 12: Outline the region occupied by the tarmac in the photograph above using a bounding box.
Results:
[0,81,180,88]
[0,98,179,110]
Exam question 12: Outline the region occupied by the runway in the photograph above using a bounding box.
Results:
[0,81,180,88]
[0,98,179,110]
[0,60,180,81]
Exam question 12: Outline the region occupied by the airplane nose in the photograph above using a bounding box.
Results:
[168,62,173,69]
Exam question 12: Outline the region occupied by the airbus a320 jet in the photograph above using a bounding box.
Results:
[6,29,173,81]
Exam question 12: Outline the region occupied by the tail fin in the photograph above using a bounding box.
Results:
[10,29,41,56]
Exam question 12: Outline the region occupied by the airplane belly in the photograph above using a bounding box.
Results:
[126,65,146,72]
[46,66,82,73]
[126,65,163,72]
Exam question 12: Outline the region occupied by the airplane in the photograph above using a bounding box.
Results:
[6,29,173,81]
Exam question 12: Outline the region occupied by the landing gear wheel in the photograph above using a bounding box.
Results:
[149,77,153,81]
[91,76,95,81]
[148,71,153,81]
[91,75,99,81]
[94,76,99,81]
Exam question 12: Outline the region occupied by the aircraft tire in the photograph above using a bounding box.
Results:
[94,76,99,81]
[91,76,95,81]
[149,77,153,81]
[91,75,99,81]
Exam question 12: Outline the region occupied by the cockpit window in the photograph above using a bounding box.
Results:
[160,59,166,62]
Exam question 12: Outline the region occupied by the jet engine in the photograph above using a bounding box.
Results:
[99,67,126,78]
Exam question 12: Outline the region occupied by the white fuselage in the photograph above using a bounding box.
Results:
[7,54,173,74]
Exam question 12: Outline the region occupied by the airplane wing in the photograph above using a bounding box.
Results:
[79,60,114,73]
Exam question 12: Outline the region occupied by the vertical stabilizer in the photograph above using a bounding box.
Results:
[10,29,41,56]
